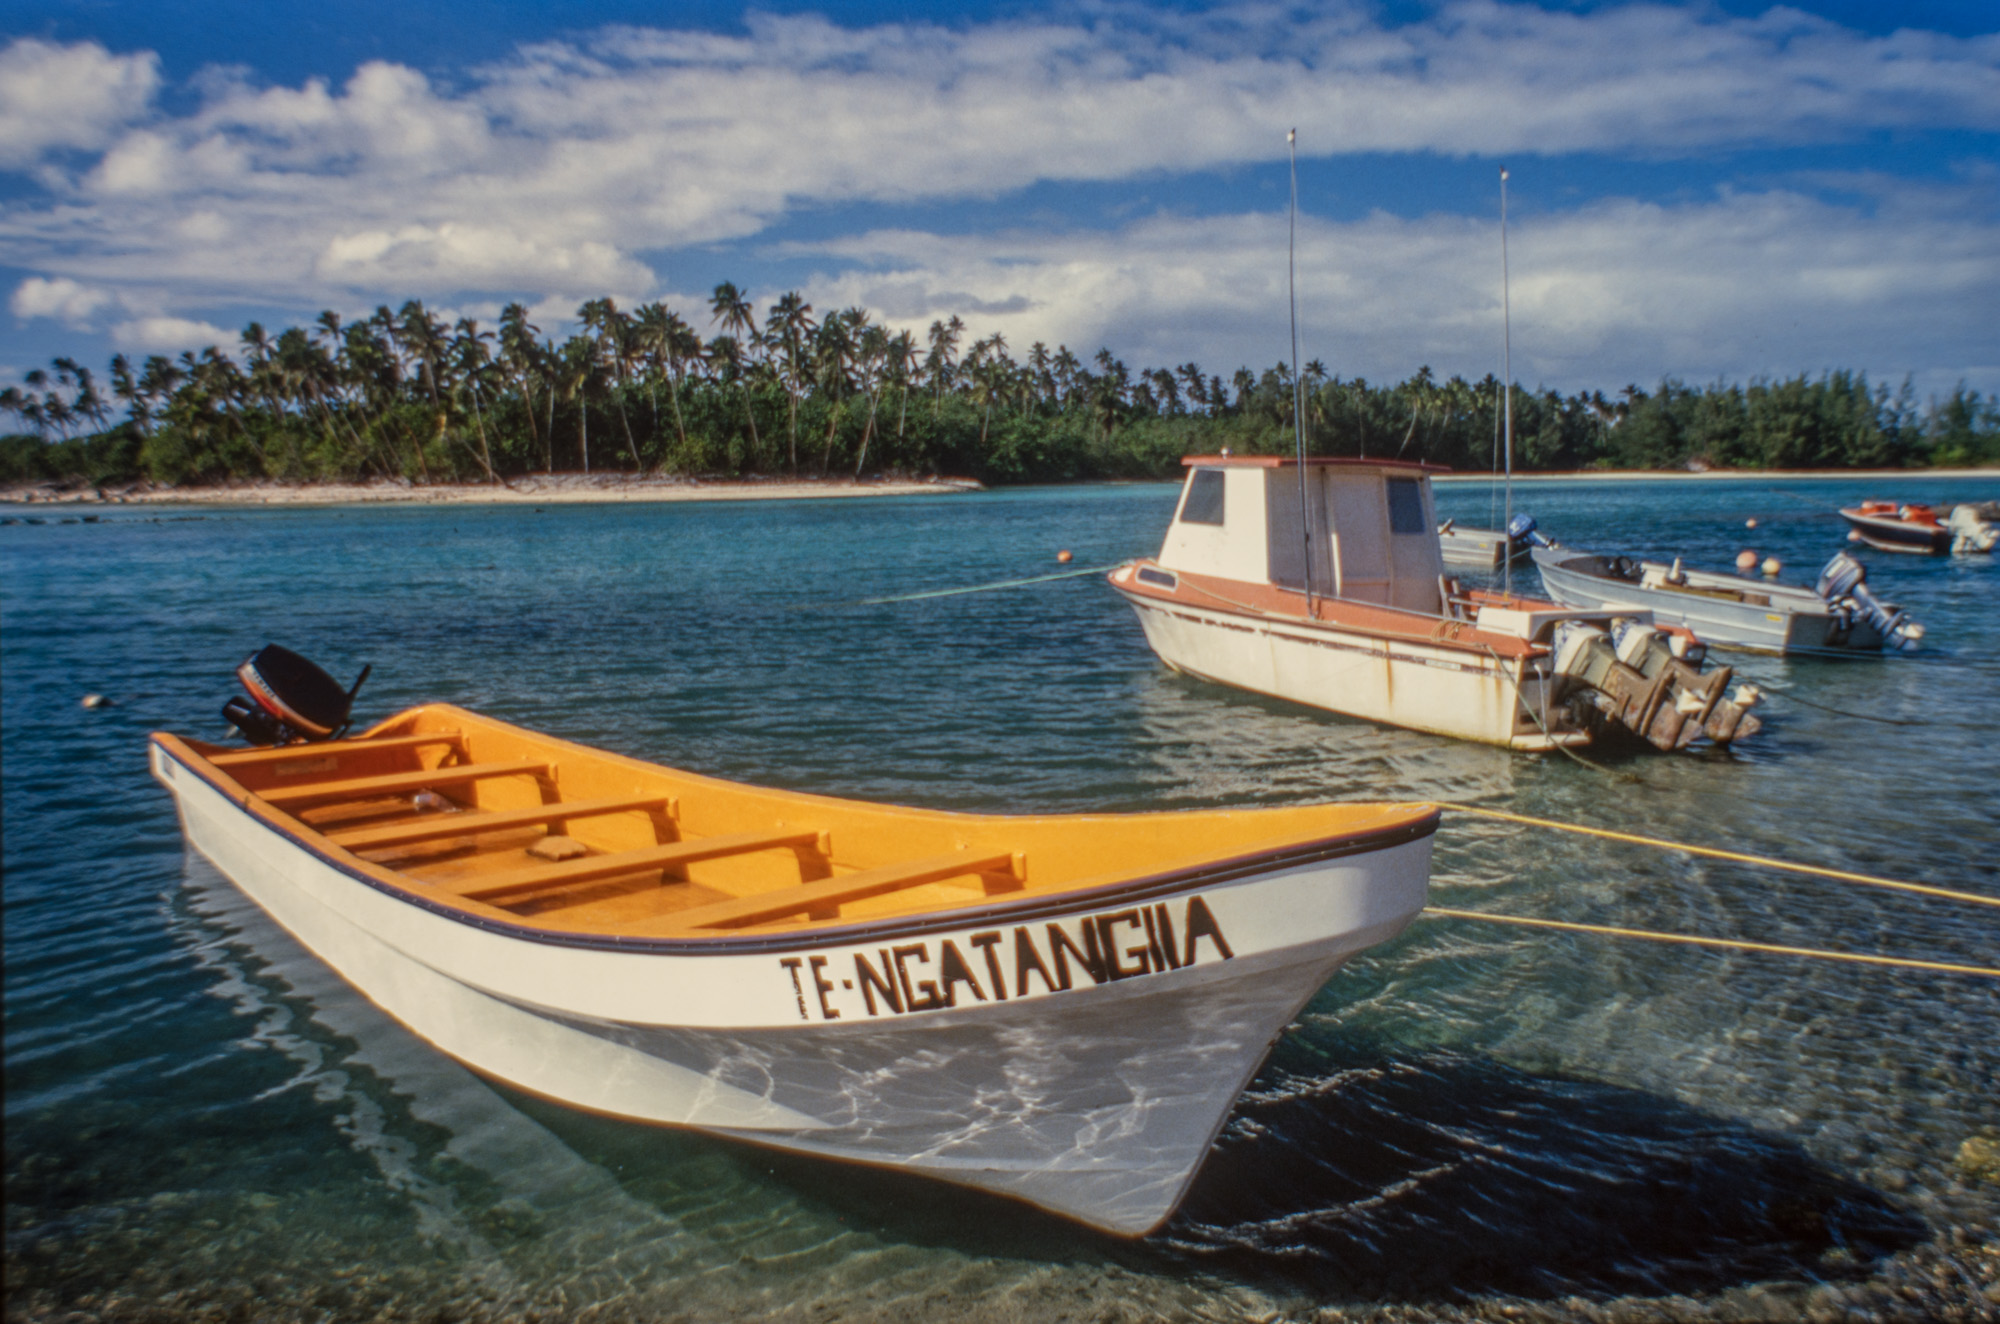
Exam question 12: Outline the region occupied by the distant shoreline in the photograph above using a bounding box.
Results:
[3,466,1995,509]
[0,473,985,507]
[1431,467,2000,484]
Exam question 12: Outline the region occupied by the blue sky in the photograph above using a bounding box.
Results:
[1,0,1995,400]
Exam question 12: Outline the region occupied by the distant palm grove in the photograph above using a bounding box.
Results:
[4,287,1997,487]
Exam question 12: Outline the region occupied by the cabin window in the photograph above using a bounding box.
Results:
[1386,477,1426,534]
[1179,470,1226,526]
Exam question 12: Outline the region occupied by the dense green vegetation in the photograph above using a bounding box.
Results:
[3,290,1996,488]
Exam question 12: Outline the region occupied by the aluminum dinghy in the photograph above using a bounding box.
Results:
[151,701,1437,1236]
[1531,546,1924,656]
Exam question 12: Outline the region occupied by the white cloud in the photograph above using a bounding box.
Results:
[10,276,115,325]
[0,39,159,168]
[111,315,234,354]
[783,187,2000,394]
[0,7,1992,390]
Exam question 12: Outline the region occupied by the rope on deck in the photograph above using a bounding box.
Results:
[1437,802,2000,912]
[1423,907,2000,980]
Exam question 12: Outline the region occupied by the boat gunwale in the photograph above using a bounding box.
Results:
[1111,560,1544,660]
[151,730,1440,957]
[1837,507,1951,553]
[1530,547,1904,658]
[1534,548,1830,611]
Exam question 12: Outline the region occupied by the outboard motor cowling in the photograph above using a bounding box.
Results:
[1506,513,1553,549]
[1814,552,1924,651]
[222,644,370,745]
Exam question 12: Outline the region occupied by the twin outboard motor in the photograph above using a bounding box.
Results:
[1550,618,1760,749]
[1814,552,1924,651]
[221,644,371,746]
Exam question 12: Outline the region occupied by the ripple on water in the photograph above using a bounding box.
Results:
[5,480,1998,1321]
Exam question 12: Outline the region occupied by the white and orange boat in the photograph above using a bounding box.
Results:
[1110,455,1763,751]
[153,649,1437,1236]
[1840,500,1998,555]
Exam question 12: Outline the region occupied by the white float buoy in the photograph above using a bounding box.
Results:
[81,693,110,709]
[1762,557,1782,577]
[1745,518,1759,529]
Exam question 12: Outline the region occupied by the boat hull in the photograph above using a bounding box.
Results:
[1438,525,1527,571]
[1111,580,1576,751]
[1532,549,1876,656]
[1839,509,1950,555]
[151,738,1431,1236]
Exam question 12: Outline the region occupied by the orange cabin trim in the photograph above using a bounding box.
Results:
[1118,562,1541,659]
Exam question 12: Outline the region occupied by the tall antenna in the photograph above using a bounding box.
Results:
[1289,128,1313,611]
[1500,164,1515,597]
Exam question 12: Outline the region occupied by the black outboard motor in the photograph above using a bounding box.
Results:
[1814,552,1924,651]
[221,644,371,745]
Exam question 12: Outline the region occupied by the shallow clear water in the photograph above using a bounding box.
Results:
[5,476,1998,1322]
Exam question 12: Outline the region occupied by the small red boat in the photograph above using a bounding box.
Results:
[1840,501,1952,554]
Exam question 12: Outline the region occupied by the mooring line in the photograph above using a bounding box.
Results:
[852,562,1123,606]
[1436,802,2000,911]
[1754,681,1924,726]
[1423,907,2000,980]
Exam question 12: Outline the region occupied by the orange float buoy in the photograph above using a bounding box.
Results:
[1736,549,1758,572]
[1745,518,1759,529]
[1057,549,1073,563]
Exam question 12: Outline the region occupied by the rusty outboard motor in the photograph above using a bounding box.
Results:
[221,644,370,746]
[1550,618,1762,749]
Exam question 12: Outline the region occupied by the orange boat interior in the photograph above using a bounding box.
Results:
[155,705,1433,939]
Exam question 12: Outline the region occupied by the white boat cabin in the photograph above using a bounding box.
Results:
[1157,456,1447,614]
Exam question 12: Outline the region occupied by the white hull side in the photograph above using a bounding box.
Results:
[153,745,1429,1235]
[1534,559,1861,656]
[1120,592,1567,750]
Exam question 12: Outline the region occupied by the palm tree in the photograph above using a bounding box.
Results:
[710,282,763,462]
[966,333,1009,450]
[451,318,502,483]
[767,291,815,473]
[813,309,860,475]
[556,335,600,473]
[495,304,549,472]
[925,316,963,419]
[887,329,919,450]
[579,298,639,468]
[393,301,450,481]
[636,303,700,462]
[851,322,891,478]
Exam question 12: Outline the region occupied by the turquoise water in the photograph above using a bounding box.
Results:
[4,476,1997,1321]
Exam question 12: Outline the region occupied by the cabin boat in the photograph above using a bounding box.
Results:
[1532,546,1924,656]
[1109,456,1762,751]
[152,675,1438,1237]
[1840,500,1998,555]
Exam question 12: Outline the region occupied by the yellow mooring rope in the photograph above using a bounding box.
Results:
[1423,907,2000,980]
[1426,804,2000,979]
[1436,802,2000,912]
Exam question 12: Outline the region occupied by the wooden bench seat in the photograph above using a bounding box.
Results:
[651,851,1020,934]
[439,829,827,903]
[260,760,551,809]
[212,732,464,768]
[327,795,678,853]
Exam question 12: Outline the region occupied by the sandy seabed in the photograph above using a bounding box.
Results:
[0,472,984,507]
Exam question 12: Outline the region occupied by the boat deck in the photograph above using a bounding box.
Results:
[156,705,1434,941]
